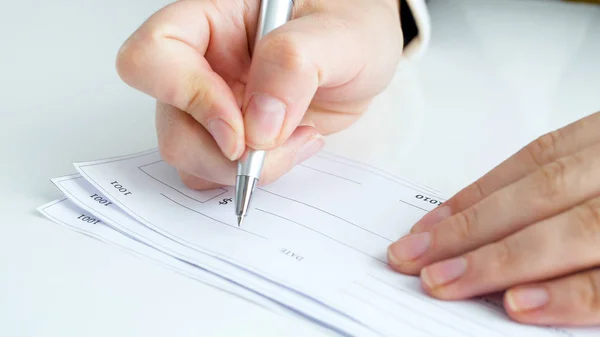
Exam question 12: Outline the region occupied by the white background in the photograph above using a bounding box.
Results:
[1,0,599,336]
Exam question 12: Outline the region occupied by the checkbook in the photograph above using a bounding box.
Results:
[37,149,595,337]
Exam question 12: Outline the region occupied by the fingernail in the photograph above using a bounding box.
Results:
[388,232,431,263]
[244,93,286,146]
[506,287,549,312]
[411,205,452,233]
[421,257,467,289]
[294,135,324,165]
[207,119,240,160]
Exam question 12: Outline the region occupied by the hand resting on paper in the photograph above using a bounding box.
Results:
[388,111,600,327]
[115,0,403,189]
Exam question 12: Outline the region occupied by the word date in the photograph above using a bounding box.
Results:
[279,248,304,262]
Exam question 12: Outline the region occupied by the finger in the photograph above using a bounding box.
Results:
[388,142,600,274]
[505,268,600,326]
[156,102,236,186]
[116,0,246,160]
[178,170,224,191]
[303,100,371,136]
[242,0,402,149]
[412,111,600,233]
[258,125,324,186]
[157,102,323,188]
[415,196,600,300]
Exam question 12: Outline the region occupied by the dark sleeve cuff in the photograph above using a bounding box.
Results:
[400,0,419,48]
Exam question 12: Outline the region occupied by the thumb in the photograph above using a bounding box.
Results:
[242,3,398,150]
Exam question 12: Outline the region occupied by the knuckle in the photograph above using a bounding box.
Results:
[526,130,564,167]
[572,199,600,241]
[115,36,144,86]
[451,208,479,243]
[467,180,486,201]
[577,272,600,314]
[536,159,569,202]
[256,32,314,75]
[489,239,516,270]
[184,80,213,122]
[115,27,162,87]
[115,23,211,115]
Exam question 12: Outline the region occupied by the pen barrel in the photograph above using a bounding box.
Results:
[236,0,293,180]
[253,0,294,51]
[236,0,293,181]
[237,150,266,178]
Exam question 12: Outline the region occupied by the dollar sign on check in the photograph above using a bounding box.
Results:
[219,198,232,205]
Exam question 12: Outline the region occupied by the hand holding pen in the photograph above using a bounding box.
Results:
[115,0,405,207]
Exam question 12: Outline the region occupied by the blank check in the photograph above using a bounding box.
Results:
[38,149,598,337]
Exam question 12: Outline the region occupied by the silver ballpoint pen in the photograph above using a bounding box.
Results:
[235,0,294,227]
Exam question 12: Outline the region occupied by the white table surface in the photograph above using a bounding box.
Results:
[2,0,599,336]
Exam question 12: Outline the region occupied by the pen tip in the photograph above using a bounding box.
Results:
[237,215,244,227]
